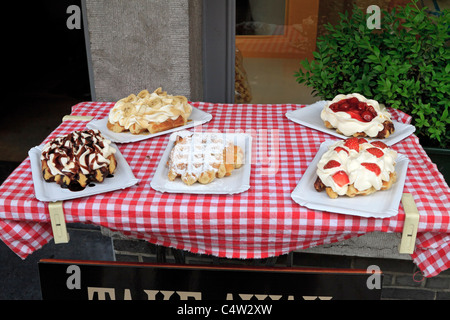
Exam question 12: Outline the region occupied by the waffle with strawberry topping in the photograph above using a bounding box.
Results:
[314,137,397,199]
[321,93,395,139]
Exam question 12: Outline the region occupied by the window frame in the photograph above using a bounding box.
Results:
[202,0,236,103]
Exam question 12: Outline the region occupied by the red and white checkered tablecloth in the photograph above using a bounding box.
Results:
[0,102,449,277]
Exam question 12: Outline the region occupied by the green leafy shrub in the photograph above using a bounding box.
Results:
[295,0,449,148]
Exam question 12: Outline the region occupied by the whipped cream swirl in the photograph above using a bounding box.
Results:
[316,139,397,196]
[41,129,116,177]
[108,88,192,130]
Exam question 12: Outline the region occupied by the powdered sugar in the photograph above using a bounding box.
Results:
[168,131,232,177]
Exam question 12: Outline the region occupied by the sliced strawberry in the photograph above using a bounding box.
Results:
[361,111,374,122]
[361,162,381,176]
[371,141,388,149]
[348,97,359,106]
[344,137,360,152]
[334,146,349,155]
[330,98,372,122]
[358,138,368,144]
[339,103,350,111]
[323,160,341,169]
[329,103,338,112]
[357,102,367,111]
[332,170,350,187]
[367,147,384,158]
[346,110,363,121]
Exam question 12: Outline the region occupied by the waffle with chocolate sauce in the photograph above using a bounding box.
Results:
[41,129,117,191]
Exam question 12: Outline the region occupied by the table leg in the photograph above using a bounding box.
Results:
[172,248,186,264]
[156,245,166,263]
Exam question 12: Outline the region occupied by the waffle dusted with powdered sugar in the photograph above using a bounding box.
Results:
[167,131,244,185]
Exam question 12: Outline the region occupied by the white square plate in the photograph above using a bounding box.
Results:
[285,101,416,146]
[29,143,139,202]
[151,132,252,194]
[87,106,213,143]
[291,140,409,218]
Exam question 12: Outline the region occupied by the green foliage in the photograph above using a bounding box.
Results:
[294,0,450,148]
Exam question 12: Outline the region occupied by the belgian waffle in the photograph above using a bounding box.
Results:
[314,137,397,199]
[167,131,244,185]
[41,130,117,191]
[321,93,395,139]
[107,88,192,135]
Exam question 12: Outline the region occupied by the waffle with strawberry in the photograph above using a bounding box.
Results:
[321,93,395,139]
[314,137,397,199]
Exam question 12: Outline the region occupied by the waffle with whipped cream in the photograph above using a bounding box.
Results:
[321,93,395,139]
[167,131,244,185]
[107,88,192,135]
[314,137,397,199]
[41,129,117,191]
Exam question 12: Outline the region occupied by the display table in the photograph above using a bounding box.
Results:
[0,101,448,277]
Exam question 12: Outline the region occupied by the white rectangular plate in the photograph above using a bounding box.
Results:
[285,101,416,146]
[87,106,213,143]
[151,132,252,194]
[29,143,139,202]
[291,140,409,218]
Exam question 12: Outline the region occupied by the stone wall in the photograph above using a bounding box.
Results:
[84,0,202,102]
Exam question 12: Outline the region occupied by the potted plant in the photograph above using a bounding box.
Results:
[294,1,449,182]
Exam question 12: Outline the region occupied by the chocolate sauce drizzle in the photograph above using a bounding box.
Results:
[41,130,115,191]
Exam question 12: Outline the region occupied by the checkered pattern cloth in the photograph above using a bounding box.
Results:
[0,102,449,277]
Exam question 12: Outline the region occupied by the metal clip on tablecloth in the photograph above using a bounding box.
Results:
[399,193,420,254]
[48,201,70,244]
[62,115,94,122]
